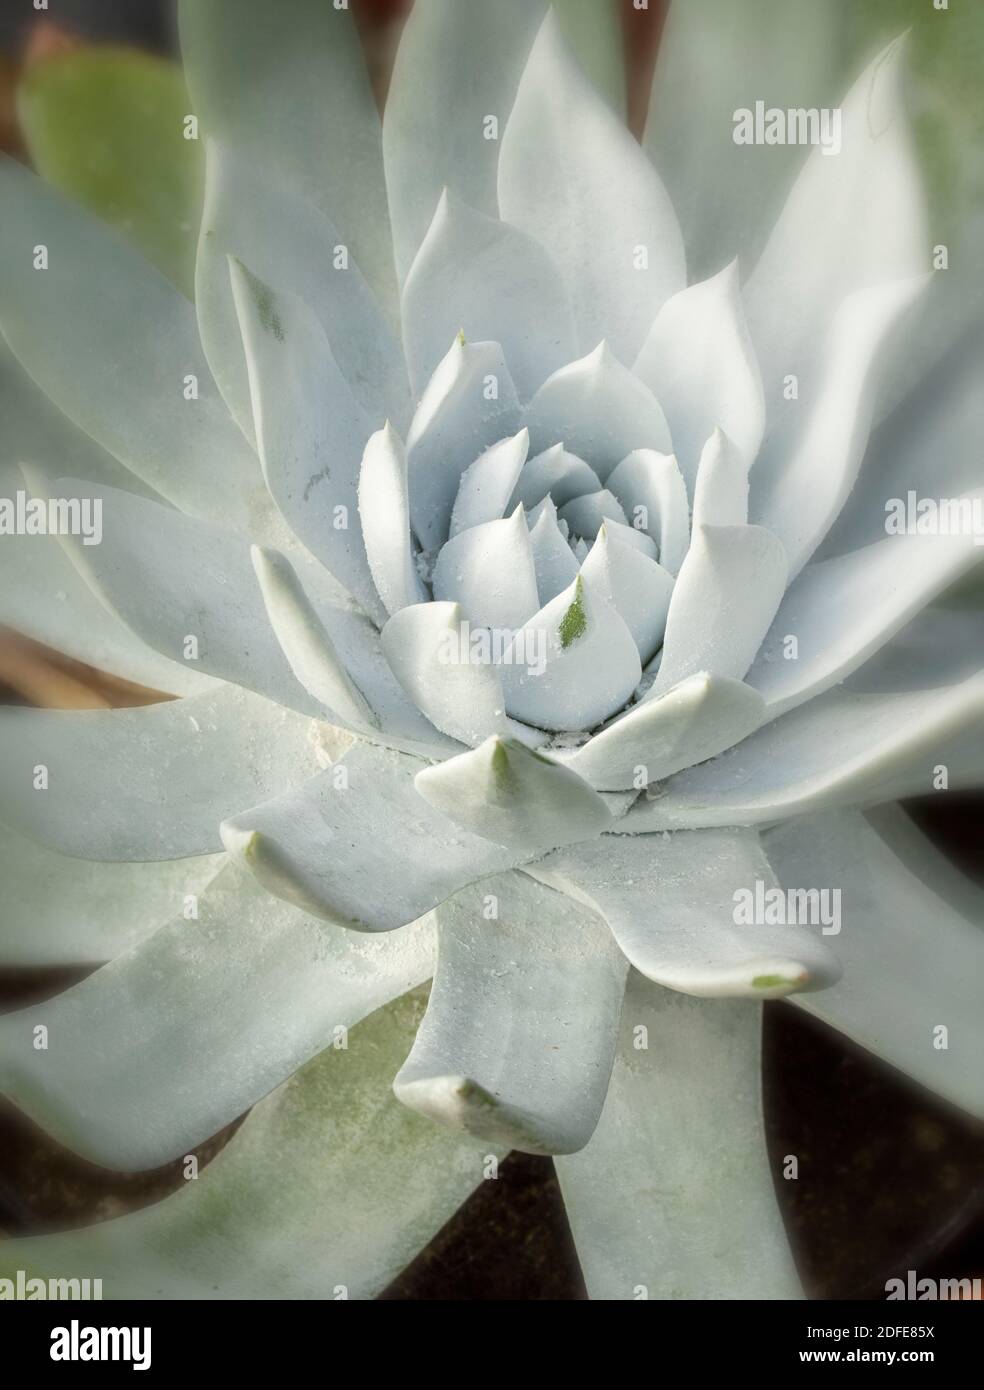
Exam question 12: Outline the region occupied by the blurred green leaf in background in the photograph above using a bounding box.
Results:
[553,0,627,118]
[18,46,202,297]
[846,0,984,256]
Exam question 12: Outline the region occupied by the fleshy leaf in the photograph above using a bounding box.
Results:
[652,523,788,694]
[394,872,626,1155]
[251,546,379,730]
[501,572,641,731]
[524,342,671,482]
[0,991,492,1298]
[180,0,397,317]
[557,973,802,1299]
[747,518,984,717]
[768,806,984,1119]
[0,685,320,861]
[431,505,540,632]
[383,0,548,285]
[0,828,222,967]
[532,830,840,998]
[508,444,601,512]
[414,736,613,853]
[634,262,765,490]
[380,601,532,748]
[402,190,576,401]
[220,742,520,931]
[745,34,928,417]
[622,674,984,831]
[0,864,436,1169]
[567,673,766,791]
[0,157,260,528]
[449,429,530,538]
[406,336,522,550]
[357,422,427,617]
[606,449,691,575]
[499,12,684,362]
[229,258,385,624]
[197,141,409,442]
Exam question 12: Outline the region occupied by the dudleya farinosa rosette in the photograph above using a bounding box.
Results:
[0,0,982,1302]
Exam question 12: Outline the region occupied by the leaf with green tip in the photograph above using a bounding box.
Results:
[415,735,613,853]
[393,872,627,1156]
[530,829,841,999]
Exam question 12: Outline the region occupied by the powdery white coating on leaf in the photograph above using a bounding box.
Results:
[0,828,223,968]
[558,487,627,541]
[556,975,802,1300]
[531,830,841,998]
[448,428,530,538]
[51,476,324,716]
[0,158,262,530]
[509,443,601,512]
[181,0,398,318]
[770,807,984,1120]
[230,257,387,624]
[751,275,928,578]
[220,741,523,931]
[745,34,929,422]
[499,11,685,363]
[0,865,438,1169]
[500,571,641,731]
[251,545,379,729]
[0,991,492,1297]
[406,337,523,549]
[567,672,766,791]
[394,871,626,1155]
[622,674,984,832]
[431,505,540,632]
[414,736,613,853]
[527,495,580,604]
[606,448,691,575]
[357,422,428,617]
[0,0,978,1307]
[634,261,765,491]
[579,524,673,664]
[380,600,514,748]
[197,141,410,443]
[0,685,321,860]
[383,0,548,285]
[525,342,672,481]
[402,190,576,402]
[746,511,984,717]
[652,523,788,694]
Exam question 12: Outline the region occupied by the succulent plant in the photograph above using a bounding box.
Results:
[0,0,982,1301]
